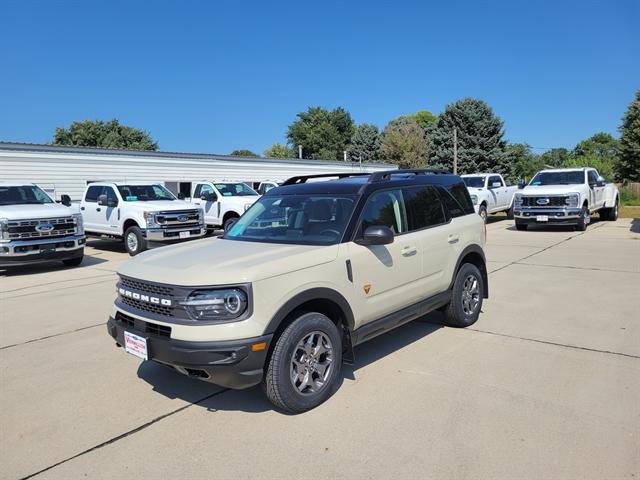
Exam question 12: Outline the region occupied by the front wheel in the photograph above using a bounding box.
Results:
[515,220,528,231]
[263,312,342,413]
[575,206,589,231]
[444,263,484,328]
[478,204,487,223]
[124,226,147,256]
[223,216,239,232]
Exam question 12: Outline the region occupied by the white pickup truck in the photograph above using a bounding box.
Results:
[0,182,85,268]
[513,167,619,231]
[189,181,260,231]
[80,182,205,255]
[461,173,518,221]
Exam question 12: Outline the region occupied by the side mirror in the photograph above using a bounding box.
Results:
[60,194,72,207]
[517,179,526,189]
[596,176,606,187]
[201,192,217,202]
[107,198,119,208]
[97,194,108,206]
[356,226,394,246]
[177,192,185,200]
[224,217,238,232]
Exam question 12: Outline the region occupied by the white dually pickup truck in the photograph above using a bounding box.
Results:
[513,167,619,231]
[461,173,518,221]
[0,182,85,268]
[80,182,205,255]
[188,181,260,231]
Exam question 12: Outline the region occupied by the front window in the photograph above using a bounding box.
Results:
[530,171,584,186]
[117,184,176,201]
[360,189,407,235]
[0,185,54,205]
[225,194,357,245]
[462,176,485,188]
[214,183,257,197]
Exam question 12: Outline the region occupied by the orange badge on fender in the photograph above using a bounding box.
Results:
[363,283,371,294]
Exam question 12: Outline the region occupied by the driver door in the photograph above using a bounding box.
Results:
[347,189,424,327]
[192,183,219,225]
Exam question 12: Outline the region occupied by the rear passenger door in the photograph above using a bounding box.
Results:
[404,186,457,297]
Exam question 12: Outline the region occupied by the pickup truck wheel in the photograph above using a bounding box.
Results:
[444,263,484,328]
[478,204,487,223]
[223,216,239,232]
[575,206,589,231]
[506,206,514,220]
[515,220,527,231]
[263,312,342,413]
[124,226,147,256]
[62,254,83,267]
[601,199,619,221]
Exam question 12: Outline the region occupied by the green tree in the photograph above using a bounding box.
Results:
[539,148,570,168]
[381,116,429,168]
[566,132,620,180]
[263,143,293,158]
[229,149,259,157]
[505,143,543,182]
[286,107,355,160]
[347,123,383,163]
[431,98,507,174]
[53,119,158,151]
[618,89,640,181]
[413,110,438,131]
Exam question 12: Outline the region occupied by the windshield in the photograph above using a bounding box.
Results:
[225,194,358,245]
[215,183,258,197]
[0,185,54,205]
[530,171,584,186]
[462,177,485,188]
[117,184,176,201]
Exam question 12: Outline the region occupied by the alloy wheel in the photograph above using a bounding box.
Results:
[461,274,480,315]
[290,331,334,395]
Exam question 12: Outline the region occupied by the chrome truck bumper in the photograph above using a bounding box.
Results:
[0,235,86,267]
[144,224,206,242]
[514,207,582,223]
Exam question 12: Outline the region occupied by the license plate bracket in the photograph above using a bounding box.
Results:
[124,331,148,360]
[536,215,549,222]
[179,231,191,239]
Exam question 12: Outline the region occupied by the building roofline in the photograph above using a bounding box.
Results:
[0,141,394,168]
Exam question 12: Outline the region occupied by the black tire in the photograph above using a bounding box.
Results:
[575,205,589,231]
[124,226,147,256]
[601,198,619,221]
[506,205,514,220]
[62,254,83,267]
[478,204,487,223]
[263,312,342,413]
[223,215,239,232]
[444,263,484,328]
[515,220,528,231]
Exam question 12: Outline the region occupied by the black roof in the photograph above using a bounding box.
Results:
[268,170,463,196]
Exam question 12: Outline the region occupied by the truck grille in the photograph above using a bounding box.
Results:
[7,217,77,240]
[120,296,173,316]
[120,276,174,296]
[155,210,201,228]
[117,276,176,317]
[521,196,567,207]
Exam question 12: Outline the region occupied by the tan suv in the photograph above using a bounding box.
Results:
[107,169,488,413]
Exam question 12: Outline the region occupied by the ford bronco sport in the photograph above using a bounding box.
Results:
[107,169,487,413]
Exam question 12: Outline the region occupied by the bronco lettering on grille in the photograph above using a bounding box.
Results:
[118,288,172,306]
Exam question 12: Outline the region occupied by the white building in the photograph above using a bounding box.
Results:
[0,142,394,200]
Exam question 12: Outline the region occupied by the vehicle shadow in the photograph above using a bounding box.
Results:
[136,313,445,414]
[630,218,640,234]
[0,253,108,276]
[86,238,127,253]
[506,216,602,232]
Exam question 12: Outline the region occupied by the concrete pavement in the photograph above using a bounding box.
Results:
[1,218,639,479]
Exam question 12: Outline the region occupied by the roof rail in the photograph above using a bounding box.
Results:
[282,172,371,185]
[368,168,451,182]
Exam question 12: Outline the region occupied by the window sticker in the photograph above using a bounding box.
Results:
[126,196,138,201]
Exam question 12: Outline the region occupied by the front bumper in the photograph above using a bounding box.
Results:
[144,224,206,242]
[514,208,582,224]
[0,235,85,267]
[107,315,272,389]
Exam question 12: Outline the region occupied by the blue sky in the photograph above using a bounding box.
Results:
[1,0,638,155]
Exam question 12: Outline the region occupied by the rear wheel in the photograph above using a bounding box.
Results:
[263,312,342,413]
[575,206,589,231]
[601,198,619,221]
[124,226,147,256]
[444,263,484,328]
[515,220,528,231]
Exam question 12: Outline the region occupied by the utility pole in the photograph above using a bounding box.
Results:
[298,145,302,159]
[344,150,347,162]
[453,127,458,175]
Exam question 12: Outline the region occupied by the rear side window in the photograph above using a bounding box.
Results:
[403,186,446,230]
[446,182,475,215]
[437,186,464,217]
[85,185,103,202]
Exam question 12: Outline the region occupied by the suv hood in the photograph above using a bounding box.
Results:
[520,186,582,196]
[118,238,340,285]
[0,203,78,220]
[123,200,198,212]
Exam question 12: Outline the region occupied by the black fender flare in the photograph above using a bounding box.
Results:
[449,244,489,298]
[264,287,355,335]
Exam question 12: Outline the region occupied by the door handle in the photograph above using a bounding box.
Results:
[401,246,417,256]
[96,208,101,212]
[80,207,85,211]
[448,235,460,244]
[194,202,201,205]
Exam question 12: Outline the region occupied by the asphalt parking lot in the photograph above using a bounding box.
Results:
[1,218,639,479]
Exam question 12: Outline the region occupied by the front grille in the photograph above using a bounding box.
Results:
[521,196,567,207]
[115,311,171,338]
[120,296,173,316]
[156,210,201,228]
[119,276,174,296]
[7,217,77,240]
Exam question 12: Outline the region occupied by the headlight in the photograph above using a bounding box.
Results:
[514,194,523,207]
[565,193,580,208]
[198,209,205,222]
[470,195,478,205]
[180,288,248,321]
[144,211,159,228]
[72,213,84,235]
[0,218,9,242]
[244,203,252,211]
